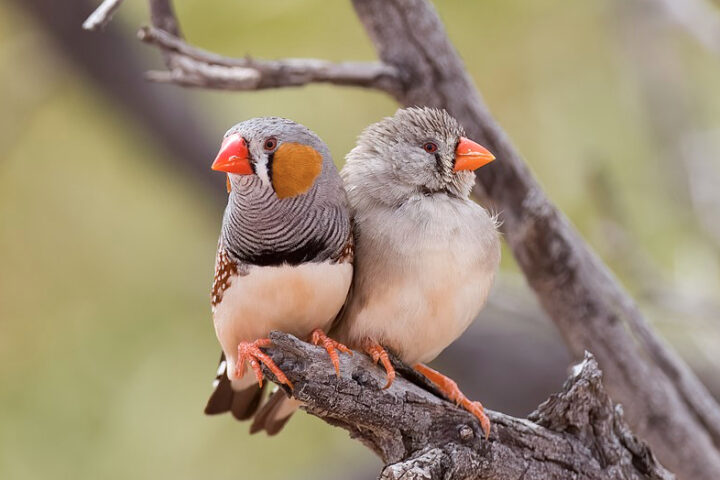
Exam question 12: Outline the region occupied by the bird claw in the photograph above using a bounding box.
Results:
[236,339,293,390]
[310,328,352,377]
[362,340,396,389]
[414,363,490,439]
[463,400,491,439]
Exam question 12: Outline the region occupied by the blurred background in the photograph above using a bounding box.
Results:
[2,0,720,478]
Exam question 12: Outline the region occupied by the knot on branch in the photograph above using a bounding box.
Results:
[380,445,482,480]
[260,333,673,480]
[528,352,673,480]
[529,351,612,433]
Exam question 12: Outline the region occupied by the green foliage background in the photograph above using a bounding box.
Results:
[1,1,719,479]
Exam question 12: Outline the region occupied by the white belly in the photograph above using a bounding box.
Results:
[213,261,352,378]
[337,194,501,365]
[344,252,495,365]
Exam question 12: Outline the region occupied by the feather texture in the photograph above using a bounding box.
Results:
[204,117,353,435]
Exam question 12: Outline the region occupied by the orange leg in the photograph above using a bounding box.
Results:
[414,363,490,438]
[236,339,293,390]
[310,328,353,377]
[362,339,396,389]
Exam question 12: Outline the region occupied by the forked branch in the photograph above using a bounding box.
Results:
[136,24,402,94]
[261,332,672,480]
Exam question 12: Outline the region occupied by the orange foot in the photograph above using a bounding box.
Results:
[310,328,353,377]
[362,339,396,389]
[414,363,490,439]
[236,339,293,390]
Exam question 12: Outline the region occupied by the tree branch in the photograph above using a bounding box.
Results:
[136,24,402,94]
[82,0,125,31]
[262,332,673,480]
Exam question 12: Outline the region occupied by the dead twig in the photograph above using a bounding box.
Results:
[136,25,402,94]
[82,0,125,31]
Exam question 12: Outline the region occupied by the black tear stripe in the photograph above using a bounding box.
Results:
[245,139,257,175]
[266,151,275,186]
[229,238,328,267]
[434,152,443,172]
[451,138,460,170]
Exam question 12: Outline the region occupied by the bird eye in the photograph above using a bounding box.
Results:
[423,142,438,153]
[264,137,278,151]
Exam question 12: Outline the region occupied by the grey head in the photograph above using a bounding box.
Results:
[212,117,350,266]
[342,107,494,209]
[215,117,340,198]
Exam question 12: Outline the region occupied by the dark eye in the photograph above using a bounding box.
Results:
[423,142,438,153]
[264,137,278,151]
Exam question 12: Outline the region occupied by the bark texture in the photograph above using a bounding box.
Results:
[262,332,673,480]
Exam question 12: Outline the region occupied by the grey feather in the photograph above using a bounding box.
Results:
[221,117,351,266]
[334,107,501,365]
[206,117,353,432]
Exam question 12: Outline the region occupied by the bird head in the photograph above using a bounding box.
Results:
[212,117,334,199]
[343,107,494,207]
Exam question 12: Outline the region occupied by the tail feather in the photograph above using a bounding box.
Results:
[250,389,301,435]
[229,383,264,421]
[204,353,265,420]
[204,372,234,415]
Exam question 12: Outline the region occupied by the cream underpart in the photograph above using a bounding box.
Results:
[214,260,352,380]
[338,194,500,366]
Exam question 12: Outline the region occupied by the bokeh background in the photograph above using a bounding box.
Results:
[2,1,720,479]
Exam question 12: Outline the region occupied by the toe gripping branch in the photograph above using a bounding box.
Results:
[310,328,353,377]
[362,339,396,389]
[414,363,491,438]
[236,339,293,390]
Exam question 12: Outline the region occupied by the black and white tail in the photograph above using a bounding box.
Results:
[204,353,265,421]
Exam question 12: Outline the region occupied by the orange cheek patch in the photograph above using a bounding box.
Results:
[271,142,323,199]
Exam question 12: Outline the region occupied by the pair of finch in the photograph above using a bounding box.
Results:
[204,107,500,437]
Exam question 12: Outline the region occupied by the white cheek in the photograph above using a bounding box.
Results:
[253,153,272,188]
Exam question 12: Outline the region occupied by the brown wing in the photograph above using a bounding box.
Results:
[207,244,263,420]
[211,247,239,308]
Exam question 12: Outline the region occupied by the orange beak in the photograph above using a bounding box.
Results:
[211,134,253,175]
[454,137,495,172]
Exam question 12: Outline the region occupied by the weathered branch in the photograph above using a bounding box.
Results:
[82,0,124,31]
[262,332,673,480]
[136,24,402,94]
